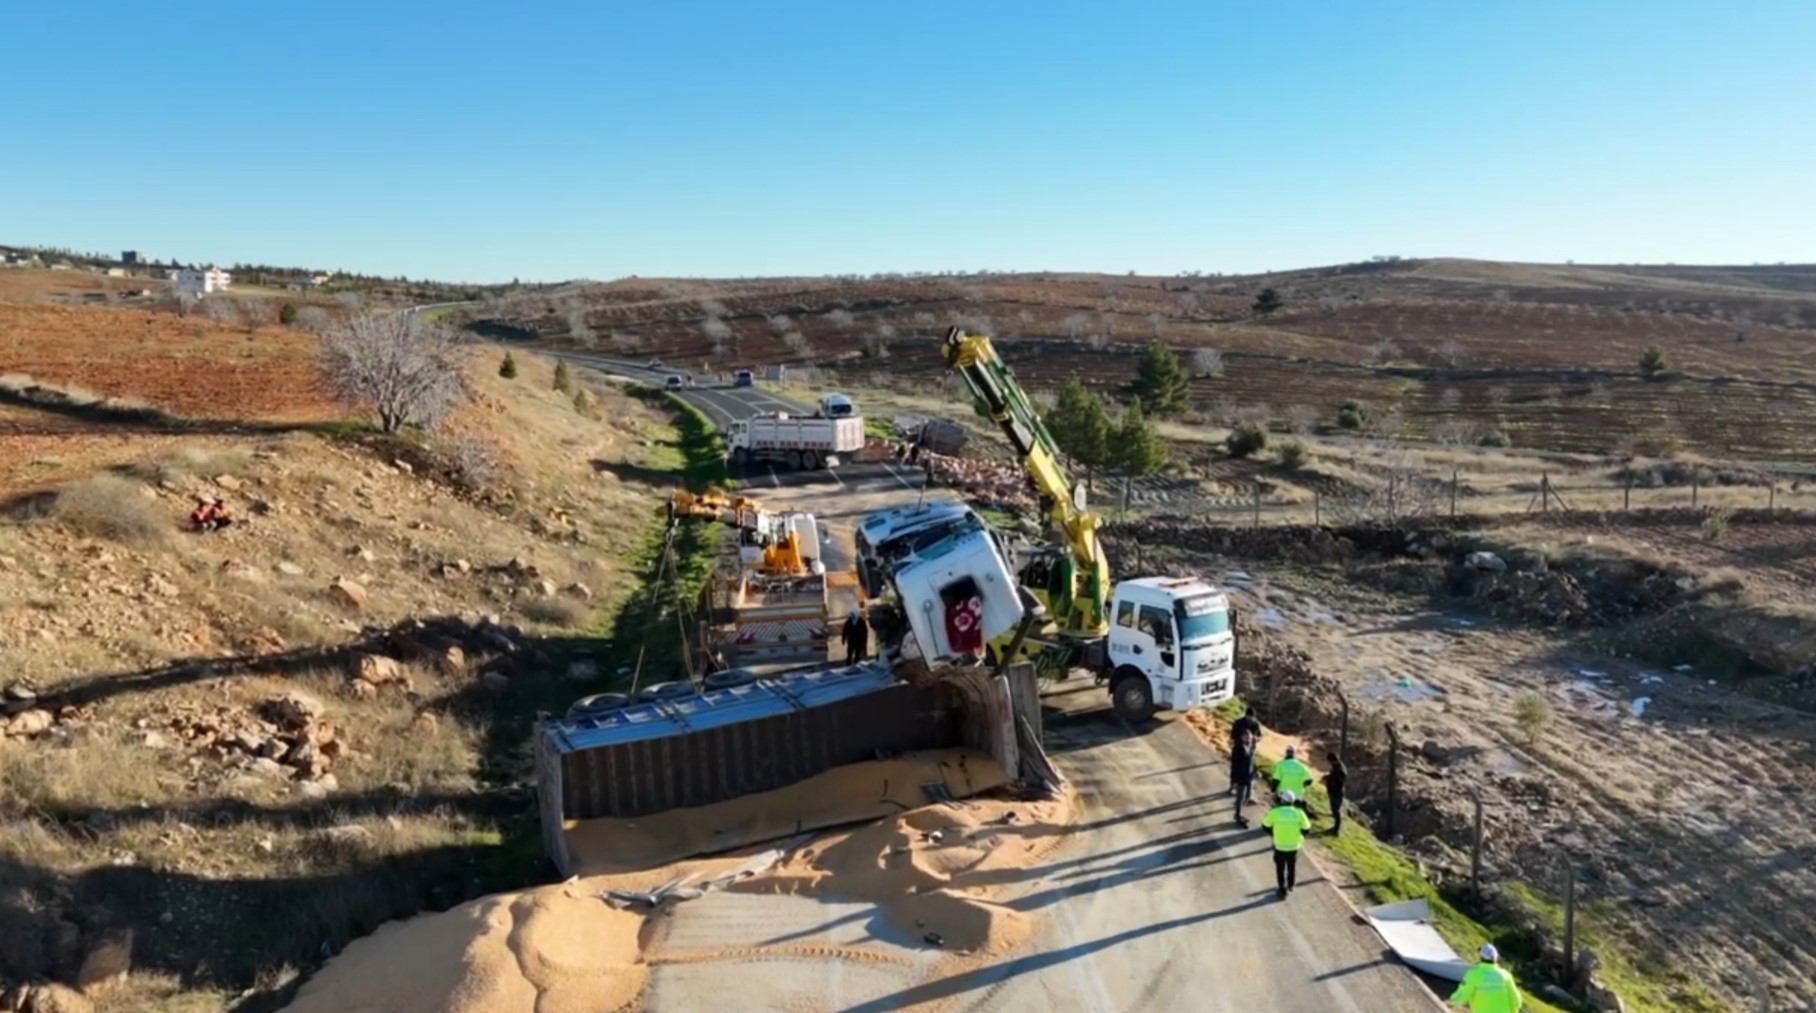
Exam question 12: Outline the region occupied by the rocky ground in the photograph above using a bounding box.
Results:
[1110,516,1816,1012]
[0,352,691,1011]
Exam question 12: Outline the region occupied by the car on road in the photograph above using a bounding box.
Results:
[818,393,855,419]
[647,358,663,369]
[734,369,754,387]
[665,374,685,390]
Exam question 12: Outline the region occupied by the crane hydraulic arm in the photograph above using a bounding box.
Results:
[940,327,1110,640]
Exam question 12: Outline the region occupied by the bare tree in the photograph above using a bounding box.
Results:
[874,321,896,340]
[1438,339,1465,367]
[767,314,793,335]
[609,331,641,353]
[1085,332,1109,351]
[826,308,855,331]
[203,297,241,326]
[1148,313,1166,337]
[297,305,332,332]
[1325,450,1444,528]
[1285,403,1319,435]
[1061,312,1090,340]
[1235,401,1272,426]
[1487,385,1512,408]
[173,287,199,317]
[1434,417,1485,447]
[702,316,732,344]
[697,298,727,317]
[319,312,468,434]
[1190,347,1224,377]
[1439,387,1462,409]
[1367,340,1401,365]
[912,310,938,330]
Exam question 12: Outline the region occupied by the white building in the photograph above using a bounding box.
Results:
[176,266,232,296]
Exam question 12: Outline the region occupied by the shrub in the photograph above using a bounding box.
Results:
[1702,508,1732,541]
[572,388,591,413]
[499,352,519,380]
[553,358,572,393]
[1639,344,1669,380]
[1336,400,1367,430]
[1225,422,1268,459]
[1478,429,1512,448]
[1514,691,1551,746]
[1276,439,1308,469]
[521,596,589,628]
[51,475,172,547]
[278,302,299,326]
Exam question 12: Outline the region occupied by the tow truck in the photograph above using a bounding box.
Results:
[865,328,1236,721]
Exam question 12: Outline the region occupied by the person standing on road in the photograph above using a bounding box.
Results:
[1229,732,1256,827]
[1229,706,1262,796]
[1273,744,1314,813]
[1322,751,1349,835]
[1449,944,1523,1011]
[841,609,870,664]
[1262,790,1312,899]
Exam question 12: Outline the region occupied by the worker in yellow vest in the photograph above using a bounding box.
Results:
[1272,744,1314,813]
[1450,944,1523,1011]
[1261,790,1313,899]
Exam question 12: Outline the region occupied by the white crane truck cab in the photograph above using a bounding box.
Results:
[1101,577,1236,720]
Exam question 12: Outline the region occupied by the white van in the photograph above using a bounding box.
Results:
[818,393,855,419]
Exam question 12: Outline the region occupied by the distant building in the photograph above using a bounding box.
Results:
[291,273,332,288]
[176,266,232,295]
[121,250,148,265]
[105,267,128,277]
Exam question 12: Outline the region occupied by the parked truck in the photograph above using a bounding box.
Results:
[725,412,865,471]
[718,569,833,664]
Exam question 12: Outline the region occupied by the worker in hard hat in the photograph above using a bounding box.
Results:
[1449,944,1524,1011]
[840,608,870,664]
[1261,789,1313,899]
[1272,743,1314,813]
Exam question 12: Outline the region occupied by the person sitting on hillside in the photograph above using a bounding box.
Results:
[191,497,233,532]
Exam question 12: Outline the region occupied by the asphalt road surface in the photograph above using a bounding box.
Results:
[571,355,1436,1011]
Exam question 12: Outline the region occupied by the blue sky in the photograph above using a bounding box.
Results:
[2,1,1811,283]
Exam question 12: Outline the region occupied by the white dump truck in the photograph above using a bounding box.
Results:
[726,412,865,471]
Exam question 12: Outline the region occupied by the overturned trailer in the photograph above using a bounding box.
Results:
[535,661,1055,877]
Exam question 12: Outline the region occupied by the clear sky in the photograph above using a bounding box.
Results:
[3,1,1811,283]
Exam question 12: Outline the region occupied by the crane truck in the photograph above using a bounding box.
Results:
[864,328,1236,722]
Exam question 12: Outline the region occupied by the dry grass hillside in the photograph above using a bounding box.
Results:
[0,298,703,1010]
[472,258,1816,464]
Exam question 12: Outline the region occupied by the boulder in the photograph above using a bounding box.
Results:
[265,691,323,730]
[1420,739,1452,764]
[535,579,558,598]
[353,654,403,686]
[330,579,369,609]
[5,709,56,737]
[212,474,243,492]
[411,712,439,734]
[74,929,133,996]
[480,671,511,692]
[565,582,593,601]
[17,983,94,1013]
[248,757,289,780]
[1465,551,1507,573]
[439,646,467,674]
[275,561,305,577]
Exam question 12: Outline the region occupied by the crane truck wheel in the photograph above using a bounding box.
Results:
[802,450,822,470]
[786,450,804,470]
[1109,667,1155,723]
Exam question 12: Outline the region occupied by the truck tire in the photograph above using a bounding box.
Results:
[1110,668,1155,723]
[786,450,804,470]
[801,450,822,470]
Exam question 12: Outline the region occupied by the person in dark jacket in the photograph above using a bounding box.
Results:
[1229,732,1256,827]
[1229,706,1262,796]
[1323,751,1349,835]
[840,609,870,664]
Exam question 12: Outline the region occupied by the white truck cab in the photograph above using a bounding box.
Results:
[886,528,1026,669]
[1102,577,1236,719]
[819,393,856,419]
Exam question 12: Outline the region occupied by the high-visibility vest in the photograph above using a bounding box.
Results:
[1449,962,1522,1013]
[1274,757,1313,795]
[1262,804,1311,851]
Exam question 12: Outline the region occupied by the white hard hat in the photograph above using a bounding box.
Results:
[1284,744,1297,757]
[1480,943,1499,962]
[1279,790,1297,804]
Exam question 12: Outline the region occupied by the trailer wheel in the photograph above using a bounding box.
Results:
[786,450,804,470]
[802,450,822,470]
[1110,668,1155,723]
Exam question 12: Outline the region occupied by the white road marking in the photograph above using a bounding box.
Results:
[881,463,918,491]
[767,466,781,489]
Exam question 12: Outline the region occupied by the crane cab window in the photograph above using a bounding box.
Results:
[1115,601,1138,629]
[1138,605,1175,648]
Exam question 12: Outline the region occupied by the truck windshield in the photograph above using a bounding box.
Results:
[1174,596,1230,643]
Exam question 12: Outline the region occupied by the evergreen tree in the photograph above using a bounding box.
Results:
[1110,396,1166,478]
[1046,375,1110,483]
[1253,287,1284,316]
[499,351,519,379]
[553,358,573,392]
[1132,341,1189,416]
[1639,344,1669,380]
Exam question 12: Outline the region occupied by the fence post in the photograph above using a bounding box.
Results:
[1563,865,1578,988]
[1252,486,1261,529]
[1383,723,1399,840]
[1471,794,1485,898]
[1769,483,1776,512]
[1539,472,1549,513]
[1450,469,1458,518]
[1624,471,1632,511]
[1693,472,1700,508]
[1314,489,1321,526]
[1339,690,1350,761]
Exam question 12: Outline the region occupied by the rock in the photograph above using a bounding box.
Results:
[293,776,336,800]
[346,679,378,701]
[1586,980,1626,1013]
[1420,739,1451,764]
[330,579,369,609]
[565,582,593,601]
[1465,551,1507,573]
[566,660,599,683]
[133,730,169,750]
[266,691,323,730]
[212,474,243,492]
[4,685,38,716]
[412,712,439,734]
[439,646,467,674]
[248,757,289,780]
[74,929,133,996]
[508,556,540,578]
[18,982,94,1013]
[321,823,373,846]
[535,579,558,598]
[480,671,511,692]
[354,654,403,686]
[256,737,287,760]
[391,459,413,475]
[286,740,322,772]
[350,546,376,563]
[5,709,56,737]
[146,575,179,598]
[275,561,305,576]
[478,627,518,654]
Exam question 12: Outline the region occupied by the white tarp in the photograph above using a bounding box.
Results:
[1363,898,1470,982]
